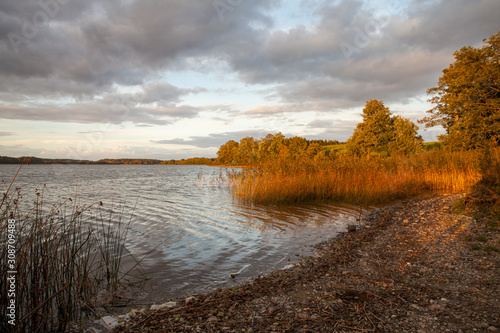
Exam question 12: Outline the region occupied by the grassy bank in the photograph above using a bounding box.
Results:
[228,148,496,205]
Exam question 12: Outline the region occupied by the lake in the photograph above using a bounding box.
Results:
[0,164,364,306]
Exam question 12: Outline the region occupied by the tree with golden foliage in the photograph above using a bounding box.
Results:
[421,31,500,149]
[347,100,422,157]
[390,115,423,156]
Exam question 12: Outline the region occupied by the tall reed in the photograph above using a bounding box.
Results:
[228,148,486,205]
[0,168,138,332]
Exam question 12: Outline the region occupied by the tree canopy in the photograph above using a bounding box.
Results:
[346,100,422,157]
[216,133,339,165]
[390,115,424,156]
[421,31,500,149]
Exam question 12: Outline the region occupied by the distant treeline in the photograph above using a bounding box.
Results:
[0,156,93,164]
[0,156,216,165]
[161,157,216,165]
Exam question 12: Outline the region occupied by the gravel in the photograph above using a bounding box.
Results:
[115,194,500,333]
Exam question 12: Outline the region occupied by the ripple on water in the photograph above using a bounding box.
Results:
[0,164,366,304]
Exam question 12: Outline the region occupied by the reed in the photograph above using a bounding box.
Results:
[228,148,487,205]
[0,165,138,332]
[479,146,500,195]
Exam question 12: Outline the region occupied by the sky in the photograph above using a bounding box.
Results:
[0,0,499,160]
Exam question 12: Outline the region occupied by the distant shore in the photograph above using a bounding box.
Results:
[0,155,216,165]
[112,193,500,333]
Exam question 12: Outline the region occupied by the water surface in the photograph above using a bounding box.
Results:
[0,164,364,305]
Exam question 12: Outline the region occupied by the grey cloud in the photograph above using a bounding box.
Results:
[0,101,201,125]
[305,128,354,142]
[1,0,277,80]
[226,0,500,108]
[305,116,361,141]
[0,74,205,124]
[0,0,280,124]
[152,130,276,149]
[0,0,498,127]
[98,82,204,107]
[307,119,336,129]
[243,99,360,116]
[0,131,14,136]
[399,0,500,50]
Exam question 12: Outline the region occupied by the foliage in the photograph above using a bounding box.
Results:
[479,146,500,195]
[216,140,240,164]
[421,31,500,149]
[237,137,258,164]
[216,34,500,207]
[215,132,337,166]
[346,100,395,157]
[423,141,441,150]
[346,100,423,157]
[170,157,216,165]
[390,115,424,155]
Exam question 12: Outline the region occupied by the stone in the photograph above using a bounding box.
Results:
[411,304,423,311]
[150,301,176,311]
[347,224,357,232]
[96,316,119,329]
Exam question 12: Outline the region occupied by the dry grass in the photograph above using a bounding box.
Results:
[228,148,488,205]
[0,163,140,332]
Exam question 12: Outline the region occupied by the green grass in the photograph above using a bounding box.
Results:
[471,244,481,250]
[423,141,442,150]
[452,198,467,214]
[484,245,500,253]
[323,144,346,153]
[477,235,488,242]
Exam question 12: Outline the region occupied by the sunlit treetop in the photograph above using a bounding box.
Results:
[421,31,500,149]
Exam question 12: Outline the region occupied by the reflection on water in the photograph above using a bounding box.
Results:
[0,164,365,305]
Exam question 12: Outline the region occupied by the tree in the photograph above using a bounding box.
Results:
[346,100,423,157]
[389,116,423,156]
[237,137,258,164]
[257,133,276,161]
[266,132,286,159]
[346,100,395,158]
[421,31,500,149]
[216,140,239,164]
[285,136,309,159]
[306,142,322,158]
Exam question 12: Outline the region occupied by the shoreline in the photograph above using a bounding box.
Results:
[112,193,500,332]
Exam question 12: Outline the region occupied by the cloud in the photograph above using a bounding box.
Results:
[0,131,14,136]
[307,119,337,129]
[0,0,498,136]
[225,0,500,107]
[152,130,275,148]
[243,100,358,116]
[0,0,277,85]
[0,77,206,124]
[0,101,202,125]
[0,0,278,124]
